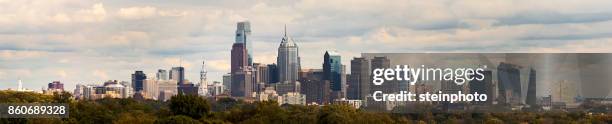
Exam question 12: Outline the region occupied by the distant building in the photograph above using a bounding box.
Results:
[281,92,306,105]
[497,62,522,105]
[334,98,363,109]
[158,80,178,101]
[267,64,279,84]
[209,81,224,96]
[323,51,346,100]
[47,81,64,92]
[222,73,231,93]
[254,63,269,84]
[231,67,254,98]
[526,68,537,107]
[170,67,185,84]
[469,70,494,105]
[157,69,168,81]
[82,82,128,100]
[254,87,283,105]
[143,79,158,100]
[231,43,248,74]
[277,26,300,84]
[349,57,370,100]
[132,71,147,93]
[235,21,253,65]
[299,69,330,104]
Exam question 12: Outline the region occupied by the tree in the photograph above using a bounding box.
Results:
[169,94,211,119]
[155,115,201,124]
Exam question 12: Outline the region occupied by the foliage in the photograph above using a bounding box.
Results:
[0,91,611,124]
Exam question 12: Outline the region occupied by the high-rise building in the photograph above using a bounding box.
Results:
[170,67,185,84]
[222,73,231,93]
[158,80,178,101]
[349,57,370,100]
[323,51,344,99]
[370,57,395,93]
[497,62,522,105]
[131,71,147,93]
[277,26,300,84]
[143,79,158,100]
[526,68,537,107]
[231,43,248,74]
[48,81,64,92]
[231,67,254,97]
[254,63,269,84]
[299,69,330,104]
[157,69,168,80]
[469,70,494,105]
[235,21,253,65]
[267,64,279,84]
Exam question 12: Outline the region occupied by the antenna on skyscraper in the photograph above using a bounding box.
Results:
[284,24,287,37]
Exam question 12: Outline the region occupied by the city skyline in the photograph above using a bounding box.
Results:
[3,0,612,91]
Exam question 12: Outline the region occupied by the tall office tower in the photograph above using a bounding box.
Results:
[143,79,158,100]
[267,64,279,84]
[170,67,185,84]
[157,69,168,80]
[526,68,537,106]
[497,62,522,105]
[222,73,231,93]
[349,57,370,100]
[323,51,344,100]
[469,70,494,105]
[370,56,393,93]
[48,81,64,91]
[132,71,147,93]
[199,60,209,96]
[277,26,300,83]
[235,21,253,65]
[253,63,269,84]
[299,69,331,105]
[231,43,248,73]
[231,67,254,97]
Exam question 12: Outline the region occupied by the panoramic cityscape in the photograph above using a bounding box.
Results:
[1,0,612,123]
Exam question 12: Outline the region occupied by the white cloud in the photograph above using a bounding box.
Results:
[2,0,612,91]
[118,6,158,20]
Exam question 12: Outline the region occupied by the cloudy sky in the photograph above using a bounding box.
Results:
[1,0,612,91]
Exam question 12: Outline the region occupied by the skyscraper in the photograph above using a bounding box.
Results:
[526,68,537,107]
[222,73,231,93]
[231,67,254,97]
[267,64,279,84]
[157,69,168,80]
[497,62,522,105]
[469,70,494,105]
[370,56,393,93]
[323,51,345,100]
[323,51,342,92]
[349,57,370,100]
[277,26,300,84]
[131,71,147,92]
[235,21,253,65]
[170,67,185,84]
[231,43,248,74]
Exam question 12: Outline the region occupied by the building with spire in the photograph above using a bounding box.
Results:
[199,60,209,96]
[236,21,253,66]
[277,25,301,84]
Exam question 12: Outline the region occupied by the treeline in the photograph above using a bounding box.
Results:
[0,90,611,124]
